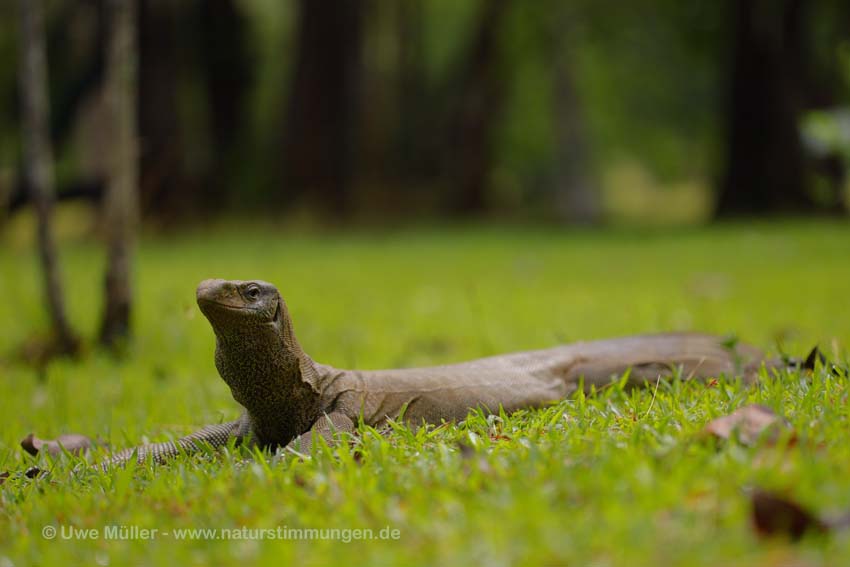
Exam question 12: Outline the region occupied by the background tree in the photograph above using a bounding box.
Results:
[6,1,107,216]
[196,0,253,211]
[546,2,601,224]
[716,0,809,215]
[445,0,511,215]
[716,0,848,216]
[280,0,364,216]
[135,0,190,216]
[99,0,138,348]
[17,0,79,355]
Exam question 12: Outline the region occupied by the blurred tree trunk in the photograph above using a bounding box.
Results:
[47,0,107,157]
[8,1,107,219]
[198,0,252,209]
[395,0,434,180]
[99,0,138,348]
[549,8,601,225]
[797,0,849,214]
[716,0,818,216]
[137,0,191,217]
[18,0,80,355]
[281,0,364,216]
[446,0,511,215]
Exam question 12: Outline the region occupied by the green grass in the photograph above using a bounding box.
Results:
[1,220,849,566]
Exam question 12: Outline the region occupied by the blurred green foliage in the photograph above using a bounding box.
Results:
[1,0,847,219]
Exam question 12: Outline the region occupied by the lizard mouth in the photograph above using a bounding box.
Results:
[197,298,275,323]
[198,299,249,310]
[197,299,262,319]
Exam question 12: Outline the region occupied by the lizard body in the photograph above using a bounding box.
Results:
[31,279,782,467]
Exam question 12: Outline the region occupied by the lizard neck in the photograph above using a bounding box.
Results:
[213,319,324,447]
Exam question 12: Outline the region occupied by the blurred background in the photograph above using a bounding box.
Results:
[1,0,849,356]
[3,0,849,225]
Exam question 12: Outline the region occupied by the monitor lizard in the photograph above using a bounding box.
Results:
[21,279,787,468]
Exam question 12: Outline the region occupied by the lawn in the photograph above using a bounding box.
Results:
[1,220,849,566]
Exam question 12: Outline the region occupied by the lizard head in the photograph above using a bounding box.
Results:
[197,278,321,445]
[196,279,284,330]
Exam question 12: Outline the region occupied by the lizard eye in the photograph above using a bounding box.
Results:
[244,285,261,300]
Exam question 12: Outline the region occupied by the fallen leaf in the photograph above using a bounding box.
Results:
[21,433,92,457]
[703,404,795,446]
[0,471,8,485]
[750,489,827,540]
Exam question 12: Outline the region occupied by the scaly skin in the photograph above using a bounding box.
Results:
[29,279,786,467]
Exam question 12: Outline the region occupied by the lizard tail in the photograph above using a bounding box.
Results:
[560,333,788,388]
[16,417,250,474]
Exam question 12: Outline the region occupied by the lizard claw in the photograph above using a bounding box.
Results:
[801,346,845,377]
[0,467,47,485]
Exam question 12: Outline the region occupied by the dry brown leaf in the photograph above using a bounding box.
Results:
[751,490,827,540]
[20,433,92,457]
[704,404,795,446]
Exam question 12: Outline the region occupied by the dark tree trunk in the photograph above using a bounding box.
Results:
[136,0,189,216]
[716,0,821,216]
[281,0,364,216]
[46,0,107,154]
[395,0,432,180]
[18,0,80,355]
[197,0,252,209]
[548,7,601,225]
[99,0,138,348]
[446,0,511,215]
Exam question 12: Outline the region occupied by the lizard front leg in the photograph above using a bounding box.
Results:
[285,412,355,454]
